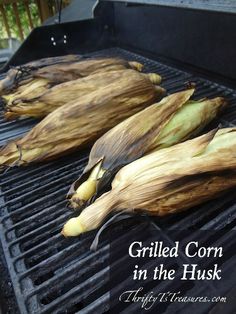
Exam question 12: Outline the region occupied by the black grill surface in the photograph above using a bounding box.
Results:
[0,47,236,314]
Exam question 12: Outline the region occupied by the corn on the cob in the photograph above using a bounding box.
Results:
[68,89,227,209]
[4,70,162,120]
[0,69,161,167]
[0,57,143,97]
[62,128,236,236]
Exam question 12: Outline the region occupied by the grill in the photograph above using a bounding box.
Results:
[1,1,236,313]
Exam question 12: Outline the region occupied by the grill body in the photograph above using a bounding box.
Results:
[0,1,236,313]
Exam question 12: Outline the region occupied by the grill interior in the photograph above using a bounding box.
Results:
[0,47,236,314]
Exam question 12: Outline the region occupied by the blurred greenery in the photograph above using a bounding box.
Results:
[0,1,41,41]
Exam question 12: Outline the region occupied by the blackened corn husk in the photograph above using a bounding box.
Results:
[0,69,160,167]
[4,70,161,120]
[0,57,143,97]
[0,54,82,95]
[22,54,82,68]
[33,58,144,82]
[68,89,227,209]
[62,128,236,236]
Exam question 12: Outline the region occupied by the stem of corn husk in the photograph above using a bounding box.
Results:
[62,128,236,237]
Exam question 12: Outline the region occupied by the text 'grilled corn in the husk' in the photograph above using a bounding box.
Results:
[0,69,162,168]
[68,88,227,209]
[4,69,162,120]
[62,128,236,237]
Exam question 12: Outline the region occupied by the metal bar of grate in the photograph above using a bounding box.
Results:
[0,47,236,313]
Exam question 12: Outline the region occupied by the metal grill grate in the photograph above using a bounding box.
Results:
[0,47,236,313]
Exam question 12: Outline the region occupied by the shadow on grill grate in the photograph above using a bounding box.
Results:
[0,47,236,313]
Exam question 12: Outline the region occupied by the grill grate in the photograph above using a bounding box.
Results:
[0,47,236,313]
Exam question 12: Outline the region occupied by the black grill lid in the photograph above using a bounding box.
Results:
[102,0,236,14]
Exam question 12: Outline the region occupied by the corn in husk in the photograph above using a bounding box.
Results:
[0,54,82,95]
[62,128,236,236]
[33,58,144,82]
[0,69,162,167]
[22,54,82,68]
[68,89,227,209]
[4,70,161,120]
[1,57,144,109]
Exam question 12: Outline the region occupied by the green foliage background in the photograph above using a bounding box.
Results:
[0,2,41,41]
